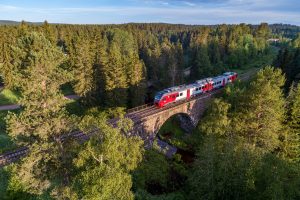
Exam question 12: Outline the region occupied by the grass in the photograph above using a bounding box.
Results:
[0,89,20,106]
[0,83,75,106]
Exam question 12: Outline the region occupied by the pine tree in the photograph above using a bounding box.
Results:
[235,66,285,152]
[6,32,75,196]
[68,34,96,104]
[191,45,212,80]
[282,83,300,162]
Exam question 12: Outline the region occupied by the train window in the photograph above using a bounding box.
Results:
[195,88,198,91]
[180,93,183,96]
[202,86,204,89]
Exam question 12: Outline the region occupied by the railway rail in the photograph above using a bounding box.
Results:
[0,70,255,167]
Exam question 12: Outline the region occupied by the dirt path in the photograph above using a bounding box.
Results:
[0,104,20,111]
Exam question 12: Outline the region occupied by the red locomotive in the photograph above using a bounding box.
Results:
[154,72,238,108]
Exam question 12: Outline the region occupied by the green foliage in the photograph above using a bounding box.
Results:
[191,45,212,79]
[133,150,170,191]
[133,149,187,198]
[188,136,257,200]
[0,166,39,200]
[253,154,300,200]
[274,45,300,88]
[67,34,96,102]
[199,98,231,136]
[282,83,300,162]
[293,33,300,48]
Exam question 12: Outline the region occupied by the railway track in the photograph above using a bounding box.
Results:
[0,70,255,167]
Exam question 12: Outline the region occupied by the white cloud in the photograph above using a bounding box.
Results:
[183,1,196,6]
[0,4,19,11]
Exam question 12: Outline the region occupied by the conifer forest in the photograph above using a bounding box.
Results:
[0,21,299,200]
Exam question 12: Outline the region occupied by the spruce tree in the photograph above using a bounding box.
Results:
[283,83,300,162]
[68,34,96,104]
[235,66,285,152]
[191,45,212,79]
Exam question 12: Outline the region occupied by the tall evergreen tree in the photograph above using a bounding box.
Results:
[68,34,96,104]
[191,45,212,80]
[234,66,285,152]
[283,83,300,162]
[6,32,75,196]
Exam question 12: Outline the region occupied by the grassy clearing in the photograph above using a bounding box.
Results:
[0,89,20,106]
[0,83,75,106]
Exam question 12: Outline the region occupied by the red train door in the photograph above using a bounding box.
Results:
[187,89,190,100]
[222,79,225,87]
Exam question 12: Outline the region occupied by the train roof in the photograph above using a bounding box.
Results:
[212,75,225,80]
[155,71,237,97]
[223,72,236,76]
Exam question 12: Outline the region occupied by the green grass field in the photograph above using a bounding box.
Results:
[0,89,20,106]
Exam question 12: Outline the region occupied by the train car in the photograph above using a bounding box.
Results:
[154,72,238,108]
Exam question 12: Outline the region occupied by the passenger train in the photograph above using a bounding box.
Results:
[154,72,238,108]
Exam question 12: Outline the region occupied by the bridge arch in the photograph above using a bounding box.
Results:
[156,112,195,136]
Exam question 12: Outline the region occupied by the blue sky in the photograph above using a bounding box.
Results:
[0,0,299,25]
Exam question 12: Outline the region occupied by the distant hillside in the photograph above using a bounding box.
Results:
[0,20,42,25]
[0,20,20,25]
[0,20,299,38]
[269,23,300,39]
